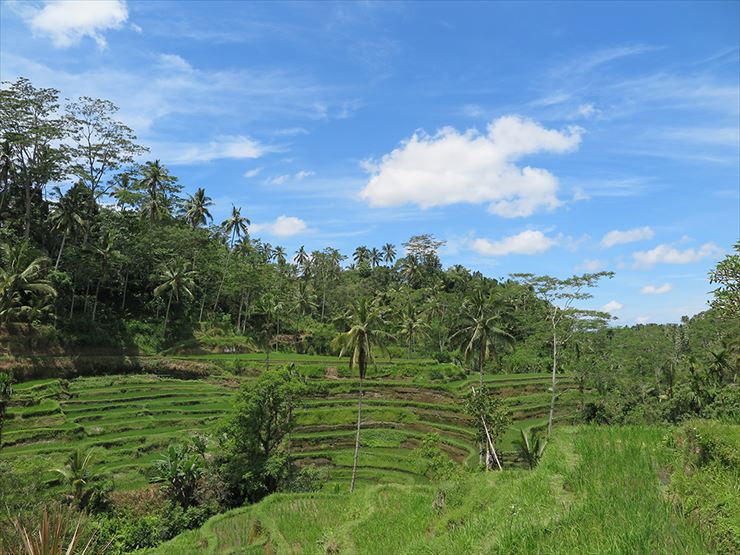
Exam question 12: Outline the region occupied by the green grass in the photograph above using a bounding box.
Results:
[149,425,717,555]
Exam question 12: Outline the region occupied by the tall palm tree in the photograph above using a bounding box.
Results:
[89,233,118,322]
[453,289,514,386]
[398,304,429,357]
[154,262,195,337]
[138,160,178,222]
[353,246,369,266]
[0,242,56,324]
[332,298,393,492]
[49,187,85,270]
[382,243,396,266]
[369,248,382,268]
[294,245,310,268]
[273,246,287,265]
[222,205,250,247]
[53,448,96,507]
[183,187,213,228]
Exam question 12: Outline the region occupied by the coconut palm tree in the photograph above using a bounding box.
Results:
[183,187,213,228]
[353,246,370,266]
[369,248,382,268]
[222,205,250,247]
[138,160,178,222]
[398,304,429,357]
[453,289,514,386]
[154,262,195,337]
[273,246,287,265]
[49,187,85,270]
[333,298,393,492]
[0,242,56,324]
[89,232,119,322]
[382,243,396,266]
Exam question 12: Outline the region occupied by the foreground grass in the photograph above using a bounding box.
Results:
[150,425,715,554]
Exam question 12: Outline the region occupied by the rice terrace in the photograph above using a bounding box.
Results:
[0,1,738,554]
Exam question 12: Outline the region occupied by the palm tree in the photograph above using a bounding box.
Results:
[382,243,396,266]
[332,298,393,492]
[398,304,429,357]
[138,160,178,222]
[273,246,287,265]
[53,449,96,508]
[294,245,310,274]
[183,187,213,228]
[49,187,85,270]
[369,248,382,268]
[89,233,118,322]
[154,262,195,337]
[222,205,250,247]
[353,246,370,266]
[453,289,514,386]
[0,242,56,324]
[513,428,547,469]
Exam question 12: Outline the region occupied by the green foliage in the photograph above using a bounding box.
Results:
[415,433,458,481]
[152,442,205,508]
[513,428,547,469]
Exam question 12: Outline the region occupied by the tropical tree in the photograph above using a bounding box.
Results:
[709,241,740,318]
[88,232,119,322]
[333,298,393,492]
[0,242,56,324]
[137,160,180,221]
[513,428,547,469]
[398,304,429,357]
[182,187,213,228]
[272,246,287,265]
[222,205,250,247]
[453,289,514,386]
[369,247,382,268]
[154,262,195,337]
[465,386,510,470]
[382,243,396,266]
[49,187,85,270]
[352,245,370,267]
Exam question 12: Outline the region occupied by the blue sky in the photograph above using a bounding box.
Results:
[1,1,739,324]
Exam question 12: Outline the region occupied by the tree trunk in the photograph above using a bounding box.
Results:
[547,329,558,437]
[163,289,173,338]
[479,339,485,388]
[69,282,75,318]
[350,374,364,493]
[91,278,101,322]
[24,180,31,240]
[481,415,503,470]
[55,231,67,270]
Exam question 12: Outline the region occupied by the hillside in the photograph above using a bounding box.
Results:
[149,425,735,555]
[0,355,582,492]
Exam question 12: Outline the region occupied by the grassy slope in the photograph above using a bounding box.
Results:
[1,357,582,492]
[150,425,716,555]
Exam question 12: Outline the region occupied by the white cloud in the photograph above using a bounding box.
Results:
[295,170,315,180]
[158,136,265,165]
[636,316,651,324]
[633,243,722,268]
[244,167,262,178]
[158,53,193,73]
[640,283,673,295]
[577,259,608,272]
[267,175,290,186]
[601,226,654,248]
[360,116,582,218]
[251,215,309,237]
[24,0,129,48]
[602,300,624,312]
[471,230,557,257]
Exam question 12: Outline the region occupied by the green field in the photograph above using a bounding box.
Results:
[149,425,719,555]
[1,355,582,492]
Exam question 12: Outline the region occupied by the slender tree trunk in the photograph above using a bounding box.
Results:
[350,374,364,493]
[83,281,90,315]
[91,278,101,322]
[163,289,173,338]
[69,282,75,318]
[199,293,206,323]
[120,272,129,312]
[55,231,67,270]
[548,328,558,437]
[481,415,502,470]
[479,340,485,388]
[24,180,31,240]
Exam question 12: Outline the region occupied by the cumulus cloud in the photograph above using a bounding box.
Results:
[602,300,623,312]
[641,283,672,295]
[601,226,654,248]
[471,230,557,257]
[360,116,582,218]
[158,135,265,165]
[251,215,309,237]
[23,0,129,48]
[633,243,722,268]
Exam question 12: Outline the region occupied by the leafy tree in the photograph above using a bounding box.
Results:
[217,367,306,505]
[415,433,457,481]
[465,386,510,470]
[709,241,740,318]
[398,304,429,357]
[512,272,613,436]
[333,298,393,492]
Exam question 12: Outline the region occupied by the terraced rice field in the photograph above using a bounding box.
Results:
[1,357,583,491]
